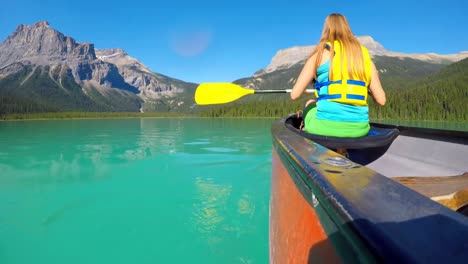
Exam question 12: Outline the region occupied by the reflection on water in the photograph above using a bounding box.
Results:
[192,176,231,234]
[0,118,273,264]
[238,193,256,217]
[0,118,272,183]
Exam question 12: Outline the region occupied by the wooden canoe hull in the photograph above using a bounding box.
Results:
[269,115,468,263]
[270,148,341,264]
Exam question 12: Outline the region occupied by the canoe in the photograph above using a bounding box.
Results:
[269,114,468,263]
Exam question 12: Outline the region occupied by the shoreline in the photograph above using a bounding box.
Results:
[0,113,466,129]
[0,112,280,121]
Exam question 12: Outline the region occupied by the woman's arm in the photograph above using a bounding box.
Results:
[368,61,386,106]
[291,54,316,100]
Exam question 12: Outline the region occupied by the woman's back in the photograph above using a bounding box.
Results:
[303,43,371,137]
[290,13,386,138]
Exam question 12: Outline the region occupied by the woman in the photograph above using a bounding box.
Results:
[291,13,386,138]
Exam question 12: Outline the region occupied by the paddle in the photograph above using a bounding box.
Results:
[195,83,315,105]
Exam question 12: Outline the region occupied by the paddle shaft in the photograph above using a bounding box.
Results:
[255,89,315,93]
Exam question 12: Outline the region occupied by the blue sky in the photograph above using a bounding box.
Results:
[1,0,467,83]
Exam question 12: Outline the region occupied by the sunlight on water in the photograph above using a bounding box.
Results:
[0,118,274,264]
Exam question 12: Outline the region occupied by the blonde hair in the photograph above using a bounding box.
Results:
[310,13,367,81]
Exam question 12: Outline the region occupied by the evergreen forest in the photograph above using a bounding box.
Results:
[198,58,468,121]
[1,58,467,121]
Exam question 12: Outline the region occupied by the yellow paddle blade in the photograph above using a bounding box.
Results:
[195,83,255,105]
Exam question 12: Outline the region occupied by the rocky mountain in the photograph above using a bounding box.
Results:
[1,21,466,115]
[0,21,197,114]
[255,36,468,76]
[235,36,468,94]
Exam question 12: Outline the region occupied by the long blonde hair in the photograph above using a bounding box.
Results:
[310,13,366,81]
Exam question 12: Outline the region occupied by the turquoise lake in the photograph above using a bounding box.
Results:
[1,117,466,264]
[0,118,275,264]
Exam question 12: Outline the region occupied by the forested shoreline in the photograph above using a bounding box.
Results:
[1,87,465,121]
[1,58,467,121]
[197,58,468,121]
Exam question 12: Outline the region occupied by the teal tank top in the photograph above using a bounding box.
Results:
[315,61,369,122]
[302,61,370,138]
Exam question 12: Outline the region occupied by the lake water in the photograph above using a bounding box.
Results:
[0,118,275,264]
[1,117,466,264]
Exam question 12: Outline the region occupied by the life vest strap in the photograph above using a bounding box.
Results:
[317,94,341,101]
[317,94,366,102]
[314,79,366,89]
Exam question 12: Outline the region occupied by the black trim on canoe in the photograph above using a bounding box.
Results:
[271,115,468,263]
[285,114,468,149]
[284,114,468,165]
[285,116,400,149]
[370,122,468,145]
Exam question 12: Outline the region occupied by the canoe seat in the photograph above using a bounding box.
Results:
[285,115,400,149]
[302,126,399,149]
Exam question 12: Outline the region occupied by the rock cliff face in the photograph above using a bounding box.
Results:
[1,21,466,114]
[0,21,196,113]
[256,36,468,77]
[235,35,463,93]
[0,21,95,67]
[95,48,183,99]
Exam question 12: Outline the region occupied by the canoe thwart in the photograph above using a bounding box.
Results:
[393,173,468,214]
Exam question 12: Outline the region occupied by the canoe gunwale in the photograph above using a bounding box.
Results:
[270,114,468,263]
[369,122,468,145]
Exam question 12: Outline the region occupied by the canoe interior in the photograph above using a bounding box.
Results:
[393,173,468,212]
[364,126,467,178]
[284,114,468,213]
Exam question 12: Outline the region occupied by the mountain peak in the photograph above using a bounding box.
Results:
[95,48,153,74]
[0,21,96,68]
[96,48,127,58]
[358,35,377,44]
[33,21,50,28]
[12,21,50,36]
[357,36,386,55]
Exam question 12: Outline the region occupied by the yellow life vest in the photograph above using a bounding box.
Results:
[313,40,372,106]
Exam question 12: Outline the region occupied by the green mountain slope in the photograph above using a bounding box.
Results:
[370,58,468,120]
[0,64,142,114]
[198,58,467,121]
[206,55,448,113]
[373,56,446,91]
[233,55,445,95]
